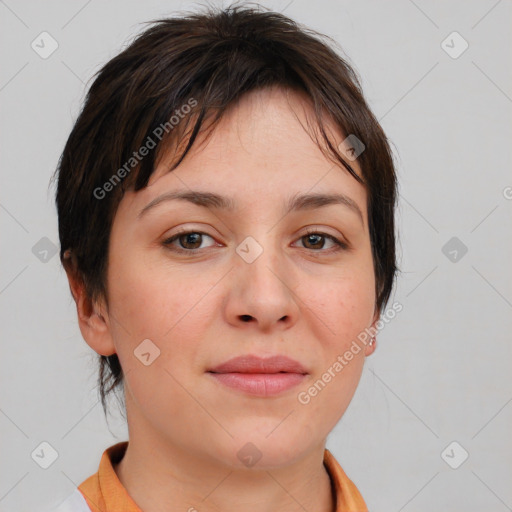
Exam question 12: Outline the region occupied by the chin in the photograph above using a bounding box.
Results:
[212,422,318,470]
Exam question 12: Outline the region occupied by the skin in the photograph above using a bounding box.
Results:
[67,86,379,512]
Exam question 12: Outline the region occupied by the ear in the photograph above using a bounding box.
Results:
[364,307,380,357]
[63,250,116,357]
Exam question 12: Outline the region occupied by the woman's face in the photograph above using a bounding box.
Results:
[95,87,377,468]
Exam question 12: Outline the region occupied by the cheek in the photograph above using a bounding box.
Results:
[106,250,218,370]
[295,261,374,415]
[305,263,376,347]
[295,279,372,434]
[106,263,217,419]
[109,240,213,330]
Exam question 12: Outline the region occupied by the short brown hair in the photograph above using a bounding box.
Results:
[53,3,398,417]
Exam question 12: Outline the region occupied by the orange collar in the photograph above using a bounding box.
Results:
[78,442,367,512]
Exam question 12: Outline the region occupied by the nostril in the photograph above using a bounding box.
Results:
[240,314,252,322]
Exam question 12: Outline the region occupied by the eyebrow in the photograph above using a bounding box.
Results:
[137,190,364,224]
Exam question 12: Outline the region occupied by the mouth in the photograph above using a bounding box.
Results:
[207,354,308,397]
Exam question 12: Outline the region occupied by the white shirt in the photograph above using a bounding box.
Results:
[46,489,91,512]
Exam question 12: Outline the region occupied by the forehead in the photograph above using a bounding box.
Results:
[153,87,362,177]
[125,87,367,221]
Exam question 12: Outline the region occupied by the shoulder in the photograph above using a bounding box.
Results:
[45,489,91,512]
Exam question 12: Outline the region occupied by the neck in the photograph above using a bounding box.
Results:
[114,435,335,512]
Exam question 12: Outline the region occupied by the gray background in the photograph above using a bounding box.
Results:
[1,0,511,511]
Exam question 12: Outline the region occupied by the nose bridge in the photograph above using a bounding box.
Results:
[236,232,285,288]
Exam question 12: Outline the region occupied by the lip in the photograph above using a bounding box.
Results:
[207,355,308,397]
[208,355,308,374]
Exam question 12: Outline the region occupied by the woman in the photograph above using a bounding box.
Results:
[52,3,398,511]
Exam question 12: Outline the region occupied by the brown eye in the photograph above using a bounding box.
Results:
[177,232,202,249]
[302,233,325,250]
[163,231,216,253]
[296,230,348,252]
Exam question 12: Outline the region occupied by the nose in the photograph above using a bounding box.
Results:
[223,236,300,333]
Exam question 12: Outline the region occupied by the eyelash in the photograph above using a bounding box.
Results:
[162,228,348,255]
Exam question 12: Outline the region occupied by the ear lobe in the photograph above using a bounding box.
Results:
[63,250,117,357]
[364,307,380,357]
